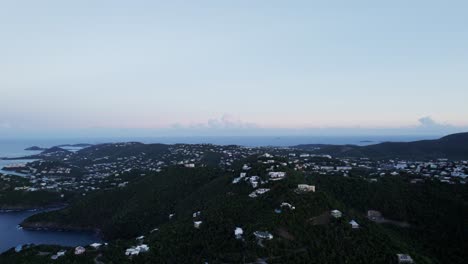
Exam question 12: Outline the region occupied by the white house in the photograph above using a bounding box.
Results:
[194,221,203,229]
[296,184,315,193]
[234,227,244,239]
[396,254,414,263]
[125,244,150,256]
[331,209,342,218]
[90,243,102,249]
[349,220,359,229]
[74,246,86,255]
[253,231,273,240]
[193,211,201,218]
[249,188,270,198]
[268,172,286,181]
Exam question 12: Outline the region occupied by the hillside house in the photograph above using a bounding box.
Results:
[234,227,244,239]
[396,254,414,263]
[194,221,203,229]
[253,231,273,240]
[349,220,359,229]
[296,184,315,193]
[367,210,383,221]
[74,246,86,255]
[331,209,342,218]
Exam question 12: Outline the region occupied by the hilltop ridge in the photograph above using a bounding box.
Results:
[295,132,468,159]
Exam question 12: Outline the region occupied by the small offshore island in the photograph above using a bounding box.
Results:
[24,146,47,151]
[0,133,467,263]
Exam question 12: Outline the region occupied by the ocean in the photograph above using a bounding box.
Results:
[0,135,440,155]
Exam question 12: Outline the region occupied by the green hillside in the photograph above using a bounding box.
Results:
[6,164,466,263]
[296,132,468,159]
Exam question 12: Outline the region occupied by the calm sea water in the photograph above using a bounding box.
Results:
[0,135,441,154]
[0,210,101,253]
[0,135,438,253]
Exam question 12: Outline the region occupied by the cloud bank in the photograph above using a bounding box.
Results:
[172,114,258,130]
[0,115,466,139]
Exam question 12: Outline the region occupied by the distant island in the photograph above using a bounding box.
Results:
[56,143,93,148]
[24,144,92,152]
[24,146,47,151]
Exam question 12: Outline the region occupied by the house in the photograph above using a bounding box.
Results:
[395,163,408,170]
[349,220,359,229]
[280,202,295,210]
[193,211,201,218]
[296,184,315,193]
[249,176,260,188]
[14,244,24,253]
[396,254,414,263]
[233,172,248,184]
[367,210,383,221]
[248,188,270,198]
[331,209,342,218]
[137,244,149,253]
[125,245,150,256]
[234,227,244,239]
[194,221,203,229]
[268,172,286,181]
[51,250,66,260]
[74,246,86,255]
[253,231,273,240]
[336,166,353,171]
[90,243,102,249]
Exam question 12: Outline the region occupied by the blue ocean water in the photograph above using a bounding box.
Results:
[0,135,441,155]
[0,209,101,253]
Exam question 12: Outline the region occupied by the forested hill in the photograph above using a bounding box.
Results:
[295,132,468,159]
[74,142,170,159]
[13,165,467,263]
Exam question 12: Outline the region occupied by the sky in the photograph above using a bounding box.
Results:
[1,0,467,138]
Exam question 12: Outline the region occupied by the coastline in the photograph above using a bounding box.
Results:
[0,203,68,213]
[19,221,102,237]
[8,204,105,239]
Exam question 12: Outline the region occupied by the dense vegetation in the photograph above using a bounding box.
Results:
[23,167,225,239]
[74,143,169,162]
[0,174,64,210]
[296,132,468,159]
[8,164,466,263]
[313,174,468,264]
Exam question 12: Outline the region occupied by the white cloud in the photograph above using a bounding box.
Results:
[418,116,438,127]
[173,114,258,130]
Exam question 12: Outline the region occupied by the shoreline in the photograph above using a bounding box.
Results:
[0,203,68,213]
[1,204,104,240]
[20,221,103,237]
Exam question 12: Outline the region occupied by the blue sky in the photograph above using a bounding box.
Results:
[0,0,467,138]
